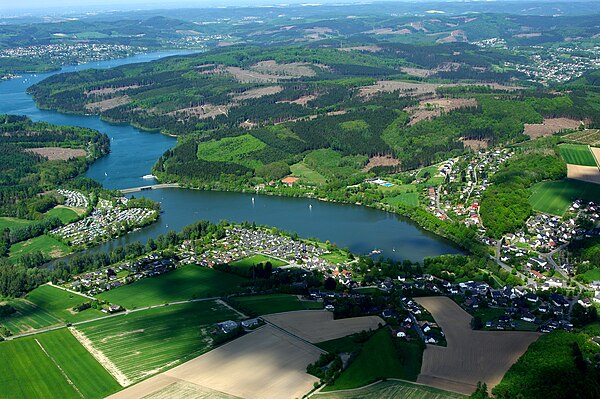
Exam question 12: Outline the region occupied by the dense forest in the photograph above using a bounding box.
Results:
[0,114,110,216]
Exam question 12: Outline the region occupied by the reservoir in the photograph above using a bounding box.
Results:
[0,53,461,261]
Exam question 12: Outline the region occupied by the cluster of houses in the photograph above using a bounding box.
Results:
[51,198,158,246]
[509,44,600,83]
[57,189,89,208]
[499,200,599,280]
[434,149,513,225]
[0,43,141,67]
[69,253,176,296]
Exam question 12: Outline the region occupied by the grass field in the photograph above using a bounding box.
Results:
[529,179,600,215]
[323,328,421,391]
[559,144,598,166]
[75,300,240,383]
[0,329,120,399]
[384,192,419,207]
[197,134,266,169]
[0,216,33,231]
[230,294,322,315]
[322,251,351,264]
[9,234,71,259]
[582,268,600,283]
[229,254,287,269]
[45,206,80,224]
[98,265,247,309]
[1,285,103,336]
[290,162,328,185]
[315,380,465,399]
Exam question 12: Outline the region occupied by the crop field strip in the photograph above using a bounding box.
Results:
[74,300,241,383]
[0,329,120,399]
[562,129,600,146]
[558,144,598,166]
[97,265,248,309]
[315,379,465,399]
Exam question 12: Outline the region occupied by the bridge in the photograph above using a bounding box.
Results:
[120,183,181,194]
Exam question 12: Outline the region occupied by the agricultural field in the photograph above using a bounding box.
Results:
[97,265,247,309]
[0,329,120,399]
[9,234,71,259]
[415,296,540,395]
[263,310,383,343]
[197,134,266,169]
[290,162,327,185]
[1,285,103,336]
[559,144,598,166]
[230,294,322,316]
[229,254,287,270]
[529,179,600,215]
[322,329,421,391]
[562,129,600,146]
[74,300,241,384]
[106,325,321,399]
[315,380,464,399]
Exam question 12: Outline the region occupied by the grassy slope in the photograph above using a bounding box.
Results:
[230,254,287,269]
[384,192,419,207]
[493,330,600,398]
[231,294,322,315]
[76,300,240,382]
[315,380,464,399]
[45,206,80,224]
[197,134,266,169]
[529,179,600,215]
[323,328,423,391]
[1,285,103,335]
[0,329,120,399]
[290,162,328,185]
[97,265,247,309]
[9,235,71,259]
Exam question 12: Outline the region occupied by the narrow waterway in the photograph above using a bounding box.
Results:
[0,52,462,261]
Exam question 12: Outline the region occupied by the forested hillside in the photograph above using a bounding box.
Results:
[0,115,110,216]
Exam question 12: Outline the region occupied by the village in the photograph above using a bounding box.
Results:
[50,194,159,247]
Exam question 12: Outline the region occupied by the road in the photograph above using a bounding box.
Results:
[541,244,585,290]
[120,183,180,194]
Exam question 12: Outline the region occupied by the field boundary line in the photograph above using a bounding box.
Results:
[260,318,327,354]
[69,327,132,387]
[216,299,247,318]
[47,282,96,300]
[35,338,85,398]
[310,379,384,396]
[590,145,600,170]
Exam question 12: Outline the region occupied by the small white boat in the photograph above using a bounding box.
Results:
[369,249,382,256]
[142,174,156,179]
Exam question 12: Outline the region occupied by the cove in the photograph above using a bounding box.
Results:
[0,52,461,261]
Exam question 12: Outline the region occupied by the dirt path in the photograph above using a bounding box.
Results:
[69,327,132,387]
[36,338,84,398]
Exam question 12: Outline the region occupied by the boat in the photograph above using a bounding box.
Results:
[142,174,156,179]
[368,249,382,256]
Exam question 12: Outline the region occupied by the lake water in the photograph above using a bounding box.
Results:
[0,52,461,261]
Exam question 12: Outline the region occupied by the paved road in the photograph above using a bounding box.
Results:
[120,183,180,194]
